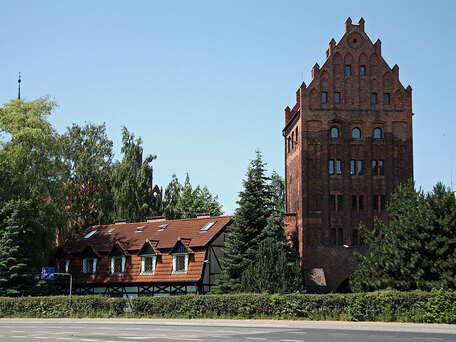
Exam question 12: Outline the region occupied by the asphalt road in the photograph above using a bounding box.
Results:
[0,318,455,342]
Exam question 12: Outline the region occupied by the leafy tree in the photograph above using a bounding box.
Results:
[350,181,456,292]
[0,96,66,253]
[111,126,158,222]
[163,174,223,219]
[61,123,114,237]
[214,151,273,293]
[270,170,285,213]
[241,213,302,293]
[0,201,47,296]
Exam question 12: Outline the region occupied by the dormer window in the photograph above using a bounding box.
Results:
[171,240,190,274]
[109,244,127,276]
[82,245,99,276]
[138,241,158,275]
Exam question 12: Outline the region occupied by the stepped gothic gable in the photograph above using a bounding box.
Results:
[283,18,413,292]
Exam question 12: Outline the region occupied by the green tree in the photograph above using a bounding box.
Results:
[0,96,66,256]
[163,174,223,219]
[61,123,114,237]
[111,126,158,222]
[241,213,302,293]
[350,181,456,292]
[214,151,273,293]
[270,170,285,213]
[0,201,47,296]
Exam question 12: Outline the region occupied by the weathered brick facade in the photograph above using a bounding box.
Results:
[283,18,413,292]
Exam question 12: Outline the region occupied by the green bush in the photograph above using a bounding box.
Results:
[0,290,454,324]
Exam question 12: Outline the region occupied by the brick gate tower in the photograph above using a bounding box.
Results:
[283,18,413,292]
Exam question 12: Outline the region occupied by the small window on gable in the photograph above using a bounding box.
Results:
[330,127,339,138]
[141,255,156,275]
[322,92,328,103]
[135,225,146,232]
[105,228,115,235]
[345,65,351,76]
[384,93,391,105]
[360,65,366,76]
[374,127,382,140]
[352,127,361,139]
[157,224,168,231]
[201,221,217,232]
[111,256,125,276]
[171,240,190,274]
[371,92,377,104]
[84,229,98,239]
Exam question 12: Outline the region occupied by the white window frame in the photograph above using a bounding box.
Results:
[83,258,97,276]
[140,255,157,275]
[172,253,189,274]
[65,259,70,273]
[110,256,126,276]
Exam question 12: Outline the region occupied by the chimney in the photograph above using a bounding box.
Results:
[146,216,167,222]
[115,219,129,225]
[196,213,211,219]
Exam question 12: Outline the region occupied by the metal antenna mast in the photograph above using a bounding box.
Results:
[18,72,21,99]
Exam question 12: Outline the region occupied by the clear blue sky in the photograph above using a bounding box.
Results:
[1,1,455,215]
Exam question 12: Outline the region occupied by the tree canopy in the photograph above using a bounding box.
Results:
[350,181,456,292]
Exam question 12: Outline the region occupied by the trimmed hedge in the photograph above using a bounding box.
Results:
[0,290,455,323]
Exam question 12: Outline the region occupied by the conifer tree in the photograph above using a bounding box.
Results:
[0,201,45,296]
[213,151,272,293]
[241,213,302,293]
[350,180,456,292]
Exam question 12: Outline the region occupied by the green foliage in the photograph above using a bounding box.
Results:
[214,151,273,293]
[111,126,158,222]
[270,170,285,213]
[241,214,302,293]
[163,173,223,219]
[61,122,114,237]
[0,291,455,323]
[0,201,48,296]
[350,180,456,292]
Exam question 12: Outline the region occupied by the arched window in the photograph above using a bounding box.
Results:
[352,127,361,139]
[330,127,339,138]
[373,127,382,139]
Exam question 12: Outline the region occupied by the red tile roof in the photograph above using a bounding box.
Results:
[64,216,233,254]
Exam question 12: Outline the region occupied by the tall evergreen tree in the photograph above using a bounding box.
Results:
[241,213,302,293]
[111,126,158,222]
[270,170,285,213]
[350,180,456,292]
[0,201,46,296]
[214,151,272,293]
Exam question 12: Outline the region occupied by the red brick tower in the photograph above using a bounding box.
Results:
[283,18,413,292]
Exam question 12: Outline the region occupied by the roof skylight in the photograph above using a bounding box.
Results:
[135,225,146,232]
[105,228,115,235]
[84,229,98,239]
[200,221,217,232]
[157,224,168,231]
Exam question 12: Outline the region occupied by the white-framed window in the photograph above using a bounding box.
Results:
[83,258,97,275]
[111,256,126,276]
[65,259,70,273]
[172,254,189,274]
[140,255,156,275]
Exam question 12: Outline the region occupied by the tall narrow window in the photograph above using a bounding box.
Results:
[372,160,378,176]
[352,230,359,245]
[374,127,382,139]
[350,160,356,175]
[358,160,363,175]
[380,195,386,211]
[379,160,384,176]
[329,159,335,175]
[373,195,386,212]
[322,92,328,103]
[351,195,357,212]
[329,195,336,211]
[359,195,364,211]
[330,229,337,245]
[352,127,361,139]
[337,195,343,211]
[295,127,299,145]
[384,93,391,105]
[338,229,344,245]
[334,92,341,104]
[336,160,342,175]
[291,131,295,150]
[360,65,366,76]
[371,92,377,104]
[345,65,351,76]
[330,127,339,138]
